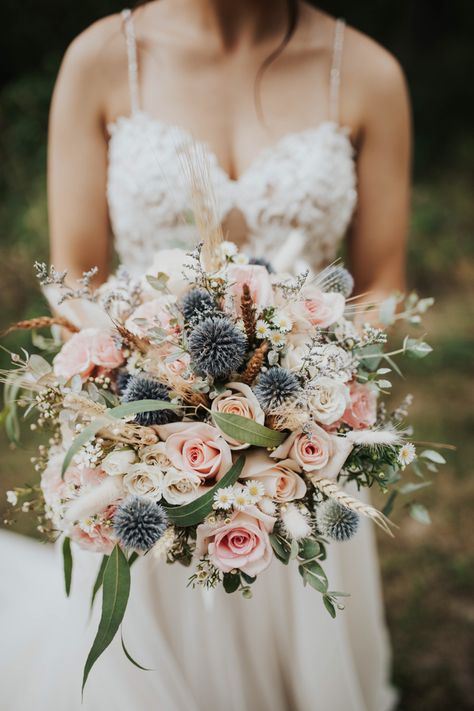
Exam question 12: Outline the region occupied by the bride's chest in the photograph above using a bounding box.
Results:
[106,112,357,271]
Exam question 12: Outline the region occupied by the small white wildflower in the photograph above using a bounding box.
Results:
[234,253,249,265]
[245,480,265,504]
[233,488,251,511]
[272,312,293,332]
[398,442,416,467]
[269,331,286,348]
[221,241,238,258]
[213,486,235,510]
[21,501,31,513]
[6,491,18,506]
[255,320,270,339]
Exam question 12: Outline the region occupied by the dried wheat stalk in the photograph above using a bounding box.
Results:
[312,477,396,536]
[241,283,256,342]
[240,341,269,385]
[3,315,79,336]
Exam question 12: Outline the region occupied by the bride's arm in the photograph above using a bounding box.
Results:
[347,41,412,301]
[47,19,121,287]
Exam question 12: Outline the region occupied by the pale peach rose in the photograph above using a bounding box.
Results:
[241,450,306,502]
[211,382,265,449]
[125,295,178,336]
[41,452,105,508]
[226,264,274,315]
[53,328,123,381]
[69,504,117,555]
[196,506,275,576]
[156,422,232,482]
[271,425,353,478]
[342,382,378,430]
[290,287,345,331]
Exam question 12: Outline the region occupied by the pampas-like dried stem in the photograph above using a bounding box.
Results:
[241,283,256,342]
[3,315,79,336]
[240,341,269,385]
[312,477,396,537]
[114,323,152,354]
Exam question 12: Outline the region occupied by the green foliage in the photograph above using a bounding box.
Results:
[62,536,73,597]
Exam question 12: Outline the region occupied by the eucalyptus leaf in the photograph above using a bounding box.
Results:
[90,555,109,610]
[164,456,245,527]
[382,490,398,517]
[290,538,299,560]
[404,338,433,359]
[82,545,131,694]
[399,481,432,495]
[298,560,328,593]
[409,502,431,525]
[298,538,321,560]
[121,631,151,671]
[323,595,336,618]
[269,533,290,564]
[62,537,73,597]
[223,573,240,594]
[211,412,286,448]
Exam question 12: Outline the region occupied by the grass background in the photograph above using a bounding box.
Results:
[1,1,473,708]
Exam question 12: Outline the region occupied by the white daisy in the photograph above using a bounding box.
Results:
[234,253,250,265]
[245,480,265,504]
[213,486,235,510]
[255,320,270,339]
[269,331,286,348]
[398,442,416,467]
[272,312,293,332]
[233,488,251,511]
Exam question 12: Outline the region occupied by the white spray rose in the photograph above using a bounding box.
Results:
[101,448,137,476]
[139,442,172,468]
[162,468,202,505]
[123,463,164,500]
[307,377,350,425]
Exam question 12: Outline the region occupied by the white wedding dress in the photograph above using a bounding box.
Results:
[0,12,397,711]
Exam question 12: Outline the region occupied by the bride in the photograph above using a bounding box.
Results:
[2,1,410,709]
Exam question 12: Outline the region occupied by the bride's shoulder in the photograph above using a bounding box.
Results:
[60,13,126,78]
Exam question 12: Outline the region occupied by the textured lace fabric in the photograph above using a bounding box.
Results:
[106,111,357,275]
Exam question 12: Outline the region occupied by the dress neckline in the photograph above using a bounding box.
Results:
[107,110,355,185]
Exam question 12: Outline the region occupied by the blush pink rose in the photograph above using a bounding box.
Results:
[241,450,306,502]
[226,264,274,315]
[157,422,232,481]
[125,296,178,336]
[69,504,117,555]
[196,506,275,576]
[271,425,353,479]
[342,382,378,430]
[291,287,345,330]
[53,328,123,381]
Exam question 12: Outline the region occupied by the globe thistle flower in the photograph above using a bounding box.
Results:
[188,316,247,379]
[181,288,216,324]
[113,496,168,552]
[249,256,274,273]
[324,266,354,298]
[253,367,301,411]
[316,500,359,542]
[115,369,131,395]
[121,375,180,426]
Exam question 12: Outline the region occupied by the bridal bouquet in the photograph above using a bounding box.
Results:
[3,236,442,688]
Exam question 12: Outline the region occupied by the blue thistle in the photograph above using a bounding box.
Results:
[121,375,180,426]
[316,500,359,542]
[188,316,247,379]
[115,369,131,395]
[113,496,168,552]
[249,256,274,273]
[325,266,354,298]
[253,367,301,411]
[181,288,216,323]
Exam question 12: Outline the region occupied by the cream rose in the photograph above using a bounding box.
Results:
[196,506,275,576]
[139,442,172,468]
[123,463,164,500]
[211,382,265,449]
[290,287,345,331]
[241,450,306,502]
[144,249,195,298]
[271,425,353,478]
[162,468,202,505]
[102,448,137,476]
[157,422,232,481]
[307,377,350,425]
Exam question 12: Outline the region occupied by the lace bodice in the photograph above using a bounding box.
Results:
[106,11,357,275]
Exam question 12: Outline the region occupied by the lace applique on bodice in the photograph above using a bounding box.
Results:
[106,12,357,275]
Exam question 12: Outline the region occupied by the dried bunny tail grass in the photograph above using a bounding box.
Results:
[145,360,209,409]
[114,323,152,354]
[63,393,159,446]
[346,428,404,448]
[2,315,79,336]
[179,142,224,272]
[312,477,396,537]
[265,405,310,432]
[240,341,269,385]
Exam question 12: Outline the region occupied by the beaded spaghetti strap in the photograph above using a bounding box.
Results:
[329,18,345,124]
[121,8,140,115]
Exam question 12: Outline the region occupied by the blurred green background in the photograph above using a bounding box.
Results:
[1,1,473,709]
